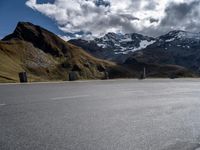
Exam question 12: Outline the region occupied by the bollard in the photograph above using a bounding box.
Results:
[69,71,79,81]
[19,72,28,83]
[104,71,109,80]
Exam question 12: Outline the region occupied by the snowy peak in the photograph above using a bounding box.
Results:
[168,30,200,39]
[69,30,200,63]
[128,30,200,74]
[94,32,155,54]
[150,30,200,51]
[103,32,123,41]
[69,32,156,62]
[159,30,200,42]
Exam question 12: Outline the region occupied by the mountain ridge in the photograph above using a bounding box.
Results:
[69,30,200,74]
[127,30,200,74]
[69,32,155,63]
[0,22,196,82]
[0,22,134,82]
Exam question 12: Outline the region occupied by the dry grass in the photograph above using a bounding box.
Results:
[0,39,120,83]
[0,22,134,83]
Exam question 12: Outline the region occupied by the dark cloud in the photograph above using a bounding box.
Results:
[161,1,200,26]
[128,0,142,11]
[94,0,110,7]
[119,14,139,21]
[88,13,139,34]
[144,0,157,10]
[149,18,159,23]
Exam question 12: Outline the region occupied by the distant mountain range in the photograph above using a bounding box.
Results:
[69,32,156,63]
[130,30,200,74]
[69,30,200,74]
[69,30,200,65]
[0,22,196,82]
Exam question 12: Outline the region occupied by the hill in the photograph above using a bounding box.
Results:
[0,22,131,82]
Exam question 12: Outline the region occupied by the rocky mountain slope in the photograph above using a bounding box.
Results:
[69,32,155,63]
[0,22,133,82]
[70,29,200,74]
[129,30,200,73]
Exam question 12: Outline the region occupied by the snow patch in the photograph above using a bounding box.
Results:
[120,38,132,42]
[166,38,175,42]
[176,31,200,40]
[138,40,155,49]
[114,40,156,55]
[97,43,107,48]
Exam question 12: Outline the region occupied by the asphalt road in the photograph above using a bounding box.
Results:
[1,79,200,150]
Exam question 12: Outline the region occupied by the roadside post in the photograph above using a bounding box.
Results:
[19,72,28,83]
[104,71,109,80]
[69,71,79,81]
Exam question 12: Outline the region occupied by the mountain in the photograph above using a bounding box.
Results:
[0,23,196,82]
[0,22,132,82]
[128,30,200,73]
[70,30,198,77]
[69,32,156,63]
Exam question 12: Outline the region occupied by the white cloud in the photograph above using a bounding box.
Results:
[25,0,200,37]
[58,35,72,41]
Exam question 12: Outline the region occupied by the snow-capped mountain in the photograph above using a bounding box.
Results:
[161,30,200,41]
[69,32,155,63]
[95,32,155,54]
[151,30,200,50]
[128,30,200,73]
[69,30,200,72]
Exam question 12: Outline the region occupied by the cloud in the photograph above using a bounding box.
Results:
[161,1,200,32]
[149,18,159,23]
[58,35,72,41]
[26,0,200,38]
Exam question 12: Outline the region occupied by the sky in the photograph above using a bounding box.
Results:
[1,0,200,40]
[0,0,63,39]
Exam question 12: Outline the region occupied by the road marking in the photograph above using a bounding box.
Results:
[123,90,144,93]
[0,104,6,106]
[51,95,90,100]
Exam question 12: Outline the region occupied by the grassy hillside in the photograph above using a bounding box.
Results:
[0,39,126,82]
[0,22,133,82]
[0,40,61,82]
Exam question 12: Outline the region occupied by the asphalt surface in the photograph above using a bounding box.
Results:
[1,79,200,150]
